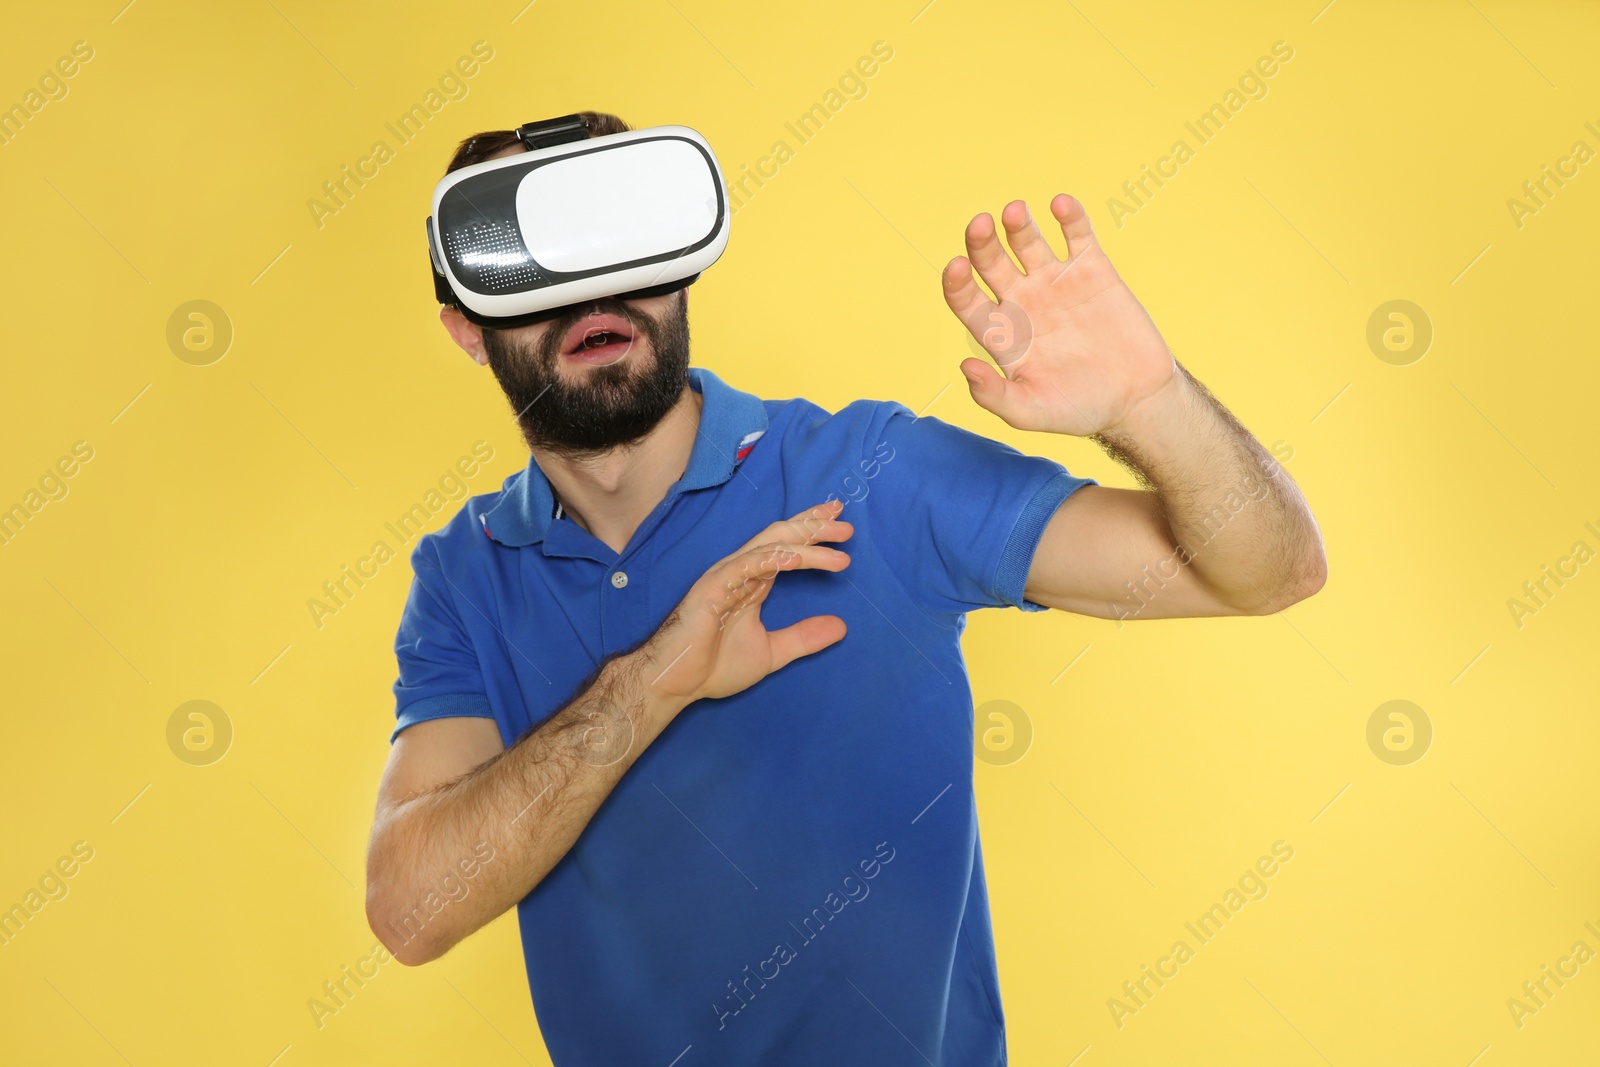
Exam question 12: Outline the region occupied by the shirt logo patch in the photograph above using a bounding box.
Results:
[734,430,765,465]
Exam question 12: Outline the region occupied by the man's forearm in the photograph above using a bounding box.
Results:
[367,641,689,965]
[1091,361,1325,611]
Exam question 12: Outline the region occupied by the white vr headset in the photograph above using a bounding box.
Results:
[426,114,731,328]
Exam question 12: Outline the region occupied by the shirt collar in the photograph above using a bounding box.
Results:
[478,366,768,548]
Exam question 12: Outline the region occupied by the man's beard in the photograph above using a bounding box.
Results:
[481,290,691,458]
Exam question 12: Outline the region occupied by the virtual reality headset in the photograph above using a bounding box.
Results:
[425,114,731,329]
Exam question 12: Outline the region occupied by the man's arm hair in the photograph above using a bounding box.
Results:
[1026,361,1325,619]
[365,636,689,966]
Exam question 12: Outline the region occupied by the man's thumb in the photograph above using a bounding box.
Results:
[961,358,1007,411]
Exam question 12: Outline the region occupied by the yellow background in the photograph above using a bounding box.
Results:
[2,0,1596,1063]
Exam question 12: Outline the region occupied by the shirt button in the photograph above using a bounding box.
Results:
[610,571,629,589]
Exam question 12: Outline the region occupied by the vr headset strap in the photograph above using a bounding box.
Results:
[514,113,590,150]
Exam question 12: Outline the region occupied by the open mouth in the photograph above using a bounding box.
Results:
[561,312,637,364]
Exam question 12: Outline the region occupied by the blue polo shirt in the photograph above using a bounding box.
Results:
[391,366,1095,1066]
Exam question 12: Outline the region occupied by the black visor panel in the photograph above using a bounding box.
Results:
[436,165,548,296]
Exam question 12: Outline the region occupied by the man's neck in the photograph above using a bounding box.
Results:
[530,384,704,555]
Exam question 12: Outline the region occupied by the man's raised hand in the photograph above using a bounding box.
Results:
[941,194,1181,439]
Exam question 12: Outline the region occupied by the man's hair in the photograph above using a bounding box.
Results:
[444,110,631,174]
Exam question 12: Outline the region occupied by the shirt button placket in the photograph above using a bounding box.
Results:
[601,558,651,653]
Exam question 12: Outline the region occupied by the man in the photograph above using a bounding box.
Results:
[365,110,1325,1065]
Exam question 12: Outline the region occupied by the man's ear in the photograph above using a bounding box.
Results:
[440,305,489,366]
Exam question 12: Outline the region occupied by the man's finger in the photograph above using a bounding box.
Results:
[941,256,997,339]
[734,500,852,556]
[708,542,851,615]
[1000,199,1059,274]
[963,212,1024,297]
[1050,193,1100,263]
[731,542,850,584]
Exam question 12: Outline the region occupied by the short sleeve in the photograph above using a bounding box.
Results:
[860,403,1096,618]
[390,536,494,743]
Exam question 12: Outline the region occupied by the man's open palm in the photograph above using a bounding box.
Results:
[941,194,1180,438]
